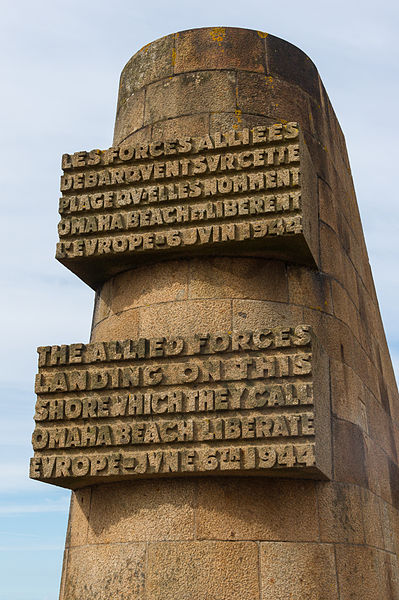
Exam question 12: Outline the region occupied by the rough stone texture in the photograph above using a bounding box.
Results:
[260,542,339,599]
[196,478,319,541]
[55,27,399,600]
[146,541,259,600]
[174,27,266,74]
[335,545,399,600]
[62,543,146,600]
[87,480,195,543]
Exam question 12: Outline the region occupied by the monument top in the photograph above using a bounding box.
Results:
[55,27,327,289]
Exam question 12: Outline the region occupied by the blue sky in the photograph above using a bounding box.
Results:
[1,0,398,598]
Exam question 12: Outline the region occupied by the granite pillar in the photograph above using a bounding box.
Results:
[48,27,399,599]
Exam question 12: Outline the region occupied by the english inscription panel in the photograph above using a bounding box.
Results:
[30,325,332,488]
[56,123,319,288]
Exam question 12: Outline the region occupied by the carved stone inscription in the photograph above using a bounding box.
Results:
[30,325,331,488]
[56,123,318,288]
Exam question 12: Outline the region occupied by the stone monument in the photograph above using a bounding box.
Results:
[30,27,399,599]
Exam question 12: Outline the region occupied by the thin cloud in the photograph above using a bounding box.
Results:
[0,499,69,515]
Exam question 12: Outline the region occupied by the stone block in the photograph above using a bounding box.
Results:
[117,34,174,102]
[266,34,321,99]
[367,395,396,460]
[113,87,145,146]
[333,418,368,488]
[351,340,380,403]
[61,542,146,600]
[196,477,319,541]
[384,553,399,599]
[317,481,364,543]
[380,499,397,553]
[330,359,368,432]
[232,299,303,331]
[365,435,392,503]
[144,71,236,125]
[110,261,189,314]
[236,71,315,137]
[87,479,195,543]
[287,265,332,314]
[331,279,360,340]
[91,283,112,327]
[378,338,399,398]
[303,309,376,403]
[301,309,353,366]
[146,541,259,600]
[318,177,337,232]
[117,125,152,148]
[335,210,352,256]
[335,179,358,242]
[188,257,288,302]
[91,308,140,342]
[357,278,377,359]
[302,130,334,185]
[319,222,345,282]
[209,112,275,134]
[335,545,399,600]
[139,298,232,337]
[344,226,368,288]
[340,245,361,308]
[66,488,91,547]
[307,95,327,147]
[174,27,266,74]
[260,542,338,600]
[361,488,385,549]
[151,113,210,140]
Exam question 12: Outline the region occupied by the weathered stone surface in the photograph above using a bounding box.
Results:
[361,487,385,549]
[317,481,365,543]
[260,542,339,599]
[146,541,260,600]
[287,265,333,314]
[232,299,303,330]
[91,308,140,341]
[32,25,399,600]
[188,257,288,302]
[138,298,232,337]
[196,477,319,541]
[105,260,189,313]
[117,34,174,103]
[335,545,399,600]
[151,113,210,142]
[236,71,316,137]
[113,87,145,145]
[145,70,237,125]
[62,542,146,600]
[333,418,368,487]
[87,479,195,543]
[174,27,267,74]
[266,34,321,99]
[65,488,91,547]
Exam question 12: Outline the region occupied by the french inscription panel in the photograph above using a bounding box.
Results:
[30,325,332,488]
[56,123,319,288]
